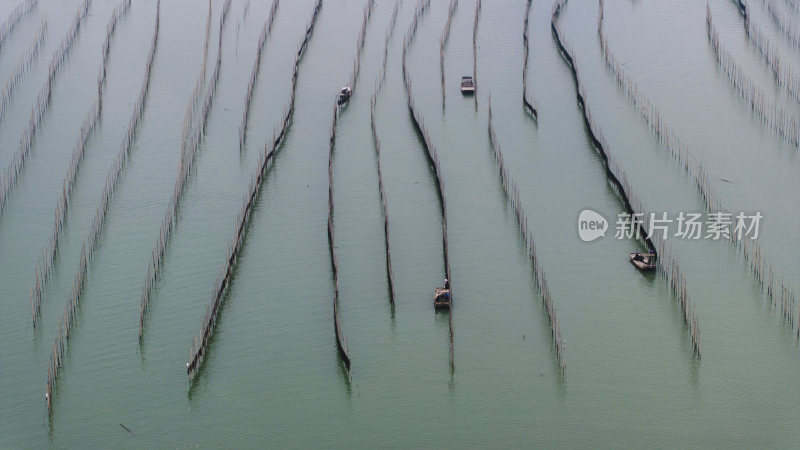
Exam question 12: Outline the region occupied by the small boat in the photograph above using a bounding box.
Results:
[337,86,352,106]
[629,250,656,271]
[434,287,451,309]
[460,76,475,94]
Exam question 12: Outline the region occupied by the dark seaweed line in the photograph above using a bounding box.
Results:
[439,0,457,106]
[522,0,538,120]
[707,6,800,147]
[369,98,395,306]
[601,1,796,332]
[403,0,455,370]
[0,0,89,216]
[139,0,233,337]
[238,0,279,150]
[186,0,323,378]
[46,0,161,414]
[553,0,700,357]
[0,17,46,123]
[0,0,38,54]
[328,105,351,369]
[31,0,131,328]
[369,2,401,306]
[327,0,377,369]
[487,100,563,374]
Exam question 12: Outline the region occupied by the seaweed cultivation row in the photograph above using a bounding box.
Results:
[706,6,800,147]
[765,0,800,49]
[522,0,538,120]
[0,0,89,215]
[375,0,399,93]
[602,0,797,338]
[31,0,132,327]
[739,3,800,106]
[46,0,161,412]
[99,0,132,108]
[598,0,718,212]
[369,3,401,306]
[348,0,373,88]
[186,0,323,378]
[327,105,351,369]
[326,0,377,369]
[239,0,279,150]
[139,0,233,337]
[0,0,38,54]
[487,100,563,374]
[439,0,457,105]
[472,0,481,102]
[0,17,46,122]
[553,0,700,357]
[402,0,455,369]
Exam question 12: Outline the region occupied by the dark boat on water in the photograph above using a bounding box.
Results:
[629,250,656,271]
[337,86,352,106]
[460,76,475,94]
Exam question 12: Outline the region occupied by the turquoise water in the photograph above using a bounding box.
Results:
[1,0,799,447]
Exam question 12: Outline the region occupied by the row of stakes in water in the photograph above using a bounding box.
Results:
[239,0,279,150]
[0,17,46,122]
[404,0,456,367]
[741,2,800,106]
[140,0,231,336]
[369,96,396,305]
[374,0,399,94]
[766,0,800,49]
[46,1,160,413]
[707,6,800,147]
[599,0,719,213]
[602,0,796,339]
[325,0,378,367]
[187,0,322,378]
[439,0,457,105]
[327,104,351,369]
[0,0,88,215]
[554,0,701,357]
[31,0,132,327]
[368,1,401,306]
[488,101,565,374]
[0,0,38,51]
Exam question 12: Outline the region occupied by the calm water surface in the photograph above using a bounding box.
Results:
[1,0,799,447]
